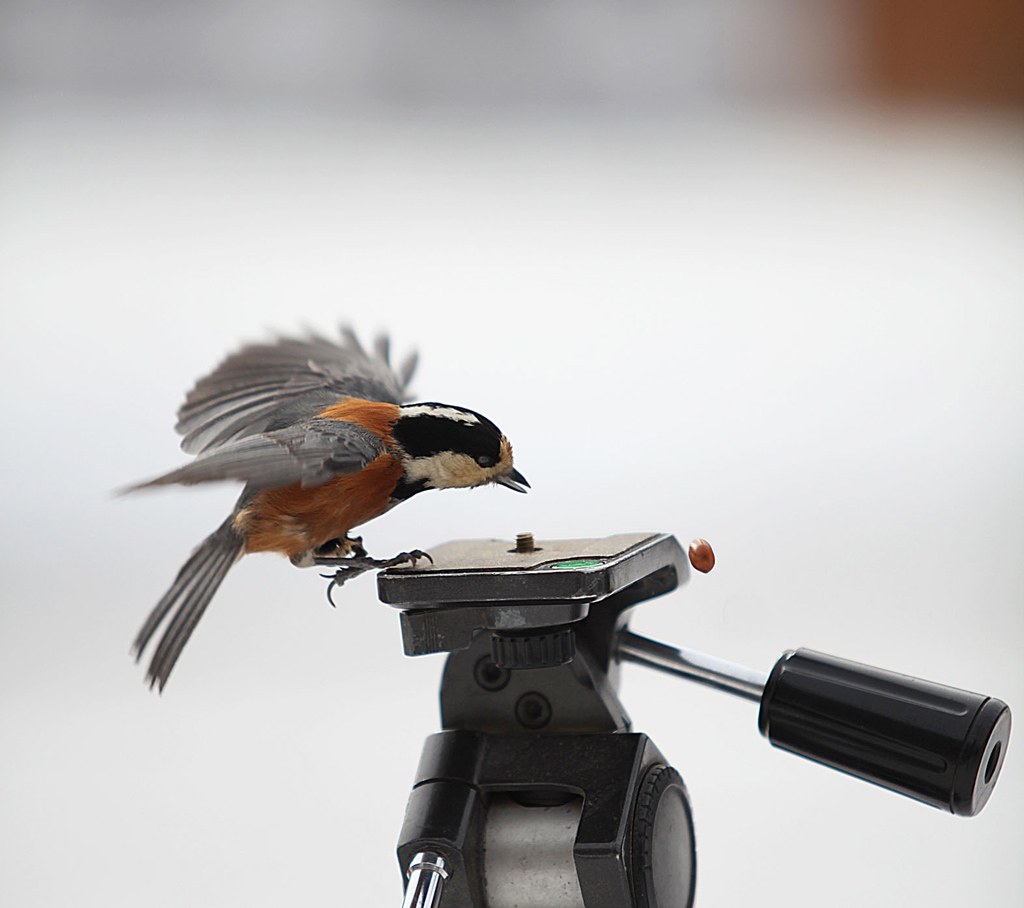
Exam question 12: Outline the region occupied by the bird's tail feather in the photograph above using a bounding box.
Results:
[133,516,245,691]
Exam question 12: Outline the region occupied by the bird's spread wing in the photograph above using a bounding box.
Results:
[127,418,385,492]
[176,328,418,455]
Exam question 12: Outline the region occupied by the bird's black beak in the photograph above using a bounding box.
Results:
[496,468,530,493]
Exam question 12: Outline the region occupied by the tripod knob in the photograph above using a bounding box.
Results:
[630,765,697,908]
[492,629,576,670]
[759,649,1011,816]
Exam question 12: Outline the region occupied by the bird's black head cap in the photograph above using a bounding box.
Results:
[393,403,503,467]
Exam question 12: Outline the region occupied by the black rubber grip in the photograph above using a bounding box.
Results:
[758,649,1010,816]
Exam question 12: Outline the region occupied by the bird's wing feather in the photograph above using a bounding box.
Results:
[127,418,385,492]
[176,328,417,454]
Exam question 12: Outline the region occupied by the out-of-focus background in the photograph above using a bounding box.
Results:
[2,2,1022,906]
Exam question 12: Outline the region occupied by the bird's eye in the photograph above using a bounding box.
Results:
[477,455,496,468]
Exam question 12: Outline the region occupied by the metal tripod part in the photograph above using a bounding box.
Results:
[383,531,1011,908]
[402,852,449,908]
[618,631,1011,817]
[389,534,698,908]
[616,631,768,701]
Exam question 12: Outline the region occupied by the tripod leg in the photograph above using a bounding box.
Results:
[402,852,449,908]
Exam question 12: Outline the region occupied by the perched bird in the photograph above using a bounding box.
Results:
[127,328,528,691]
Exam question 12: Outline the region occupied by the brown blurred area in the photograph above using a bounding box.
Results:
[864,0,1024,106]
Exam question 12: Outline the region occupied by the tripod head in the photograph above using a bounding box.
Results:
[380,532,1011,908]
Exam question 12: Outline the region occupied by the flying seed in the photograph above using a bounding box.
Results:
[688,538,715,573]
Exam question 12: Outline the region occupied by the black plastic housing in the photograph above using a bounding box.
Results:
[758,649,1010,816]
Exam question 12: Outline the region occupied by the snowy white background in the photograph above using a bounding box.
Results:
[2,4,1022,907]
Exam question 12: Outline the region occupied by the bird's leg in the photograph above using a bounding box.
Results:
[310,534,366,563]
[316,548,434,606]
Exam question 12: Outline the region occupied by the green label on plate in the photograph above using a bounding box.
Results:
[549,559,605,570]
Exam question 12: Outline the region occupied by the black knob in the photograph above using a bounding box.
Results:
[491,629,576,669]
[759,649,1011,816]
[630,764,696,908]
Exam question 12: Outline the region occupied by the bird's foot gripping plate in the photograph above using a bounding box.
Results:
[316,549,434,606]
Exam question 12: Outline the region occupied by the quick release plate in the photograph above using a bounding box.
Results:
[377,532,689,656]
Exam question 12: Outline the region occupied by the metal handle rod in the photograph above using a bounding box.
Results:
[617,631,768,702]
[401,852,449,908]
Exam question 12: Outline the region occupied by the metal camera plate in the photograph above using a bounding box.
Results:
[378,533,688,656]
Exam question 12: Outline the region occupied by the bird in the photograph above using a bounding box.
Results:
[126,327,528,691]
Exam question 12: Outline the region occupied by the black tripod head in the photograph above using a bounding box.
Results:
[379,532,1011,908]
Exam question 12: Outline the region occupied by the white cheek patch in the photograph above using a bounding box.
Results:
[405,451,482,488]
[400,404,480,425]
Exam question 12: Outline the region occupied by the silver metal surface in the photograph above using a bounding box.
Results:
[483,796,585,908]
[378,532,687,608]
[402,852,449,908]
[617,631,768,702]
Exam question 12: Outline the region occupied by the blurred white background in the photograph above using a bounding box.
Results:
[2,2,1022,907]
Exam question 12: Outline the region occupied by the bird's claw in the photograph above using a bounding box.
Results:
[371,549,434,571]
[320,549,433,606]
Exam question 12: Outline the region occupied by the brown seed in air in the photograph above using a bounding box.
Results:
[688,538,715,573]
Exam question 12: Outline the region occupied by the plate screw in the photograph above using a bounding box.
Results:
[514,532,535,553]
